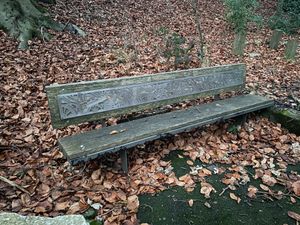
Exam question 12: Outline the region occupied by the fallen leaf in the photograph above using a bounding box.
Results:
[187,160,194,166]
[204,202,211,208]
[260,184,270,191]
[229,193,241,203]
[247,186,258,198]
[292,180,300,196]
[127,195,139,211]
[54,202,69,211]
[290,196,296,204]
[262,174,277,186]
[200,182,216,198]
[91,169,101,180]
[288,211,300,221]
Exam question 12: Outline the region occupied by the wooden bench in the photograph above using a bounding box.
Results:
[46,64,274,172]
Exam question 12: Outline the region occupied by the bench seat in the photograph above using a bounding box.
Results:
[59,94,274,164]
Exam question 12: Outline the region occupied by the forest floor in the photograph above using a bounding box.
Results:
[0,0,300,224]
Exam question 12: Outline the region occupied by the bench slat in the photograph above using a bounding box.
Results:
[58,94,273,164]
[46,64,245,128]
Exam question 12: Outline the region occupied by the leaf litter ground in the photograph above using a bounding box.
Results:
[0,0,300,224]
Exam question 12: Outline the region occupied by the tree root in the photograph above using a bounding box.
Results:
[0,0,86,49]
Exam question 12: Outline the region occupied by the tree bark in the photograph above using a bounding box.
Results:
[0,0,85,49]
[233,32,246,56]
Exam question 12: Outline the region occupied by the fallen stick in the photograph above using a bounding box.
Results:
[0,175,30,194]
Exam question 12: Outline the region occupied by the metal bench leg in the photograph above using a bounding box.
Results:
[120,149,128,173]
[241,114,248,124]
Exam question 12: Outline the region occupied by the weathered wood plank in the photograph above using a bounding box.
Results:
[46,64,246,128]
[58,94,274,163]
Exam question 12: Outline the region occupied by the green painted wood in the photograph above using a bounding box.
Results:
[58,94,274,164]
[46,64,246,128]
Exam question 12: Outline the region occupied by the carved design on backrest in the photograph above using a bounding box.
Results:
[57,71,243,119]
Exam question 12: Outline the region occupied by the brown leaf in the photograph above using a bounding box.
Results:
[260,184,270,191]
[198,168,212,177]
[288,211,300,221]
[67,202,81,214]
[55,202,70,211]
[123,220,135,225]
[290,196,297,204]
[247,186,258,198]
[127,195,139,211]
[103,181,113,189]
[200,182,216,198]
[187,160,194,166]
[37,183,50,197]
[229,193,241,203]
[159,160,169,167]
[261,174,277,186]
[91,169,101,180]
[292,180,300,196]
[116,190,127,201]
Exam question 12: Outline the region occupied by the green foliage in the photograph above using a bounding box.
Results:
[268,0,300,34]
[224,0,262,34]
[156,27,194,69]
[282,0,300,15]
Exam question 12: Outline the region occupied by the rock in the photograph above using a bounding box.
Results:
[249,52,261,58]
[0,212,88,225]
[292,142,300,156]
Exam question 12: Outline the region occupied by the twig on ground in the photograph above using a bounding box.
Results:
[0,175,30,194]
[219,186,229,196]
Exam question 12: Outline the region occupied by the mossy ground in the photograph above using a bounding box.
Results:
[267,108,300,135]
[138,150,300,225]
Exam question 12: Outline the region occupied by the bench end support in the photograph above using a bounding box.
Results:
[120,149,128,173]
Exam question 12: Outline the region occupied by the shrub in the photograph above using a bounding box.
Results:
[269,0,300,34]
[157,27,195,69]
[224,0,262,34]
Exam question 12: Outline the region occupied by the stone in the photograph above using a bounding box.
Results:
[269,29,283,49]
[285,39,298,60]
[249,52,261,58]
[0,212,88,225]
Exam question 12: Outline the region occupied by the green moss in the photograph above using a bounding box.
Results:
[138,150,300,225]
[264,107,300,135]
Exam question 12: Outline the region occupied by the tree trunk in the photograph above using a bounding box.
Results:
[0,0,85,49]
[233,32,246,56]
[190,0,206,61]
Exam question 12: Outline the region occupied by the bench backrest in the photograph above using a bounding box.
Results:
[46,64,246,128]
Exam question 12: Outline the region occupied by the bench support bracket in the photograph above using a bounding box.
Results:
[120,149,128,173]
